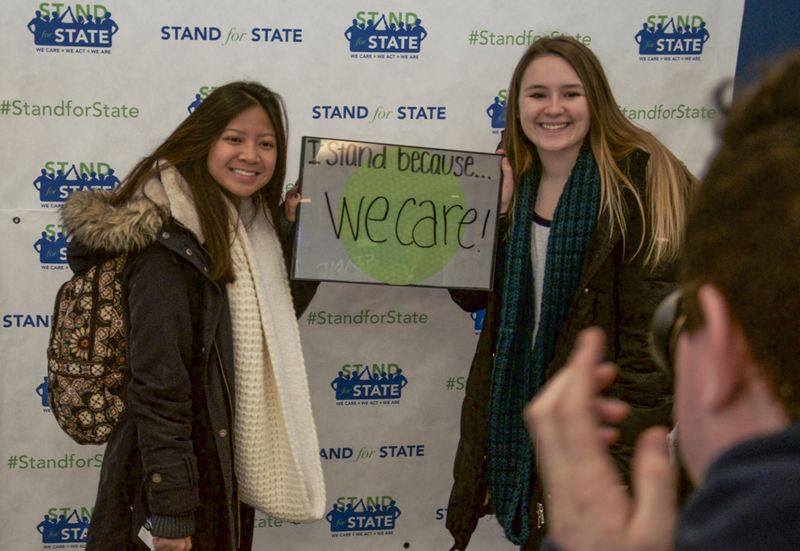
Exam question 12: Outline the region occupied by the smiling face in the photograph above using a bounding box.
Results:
[517,54,591,161]
[206,104,277,201]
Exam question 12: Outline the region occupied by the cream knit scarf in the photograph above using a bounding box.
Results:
[145,166,325,522]
[227,199,326,522]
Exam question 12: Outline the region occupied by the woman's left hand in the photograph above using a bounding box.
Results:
[497,149,514,214]
[284,184,302,222]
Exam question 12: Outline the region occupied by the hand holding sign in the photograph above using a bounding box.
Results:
[284,183,303,222]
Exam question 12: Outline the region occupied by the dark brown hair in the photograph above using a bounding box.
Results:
[679,53,800,419]
[112,81,288,282]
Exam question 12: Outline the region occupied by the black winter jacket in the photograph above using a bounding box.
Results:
[675,422,800,550]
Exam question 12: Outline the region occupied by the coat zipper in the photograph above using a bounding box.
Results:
[215,340,240,549]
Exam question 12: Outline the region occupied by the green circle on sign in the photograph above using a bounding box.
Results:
[340,146,465,285]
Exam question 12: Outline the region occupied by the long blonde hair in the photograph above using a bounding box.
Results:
[504,36,695,265]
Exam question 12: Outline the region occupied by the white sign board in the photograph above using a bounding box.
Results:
[292,137,502,289]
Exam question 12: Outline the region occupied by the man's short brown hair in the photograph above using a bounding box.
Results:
[679,54,800,419]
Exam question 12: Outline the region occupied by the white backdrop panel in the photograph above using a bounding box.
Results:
[1,1,743,549]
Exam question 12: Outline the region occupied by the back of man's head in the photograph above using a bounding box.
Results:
[679,53,800,420]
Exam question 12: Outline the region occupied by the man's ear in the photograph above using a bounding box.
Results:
[696,284,748,411]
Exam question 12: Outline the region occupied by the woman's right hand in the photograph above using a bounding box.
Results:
[153,536,192,551]
[497,148,514,214]
[284,183,302,223]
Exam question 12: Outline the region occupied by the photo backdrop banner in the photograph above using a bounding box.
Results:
[0,1,744,549]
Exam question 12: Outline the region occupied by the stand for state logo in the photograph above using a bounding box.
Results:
[634,16,710,59]
[326,497,402,536]
[344,11,428,57]
[28,5,119,51]
[331,363,408,405]
[34,225,69,266]
[33,163,119,204]
[37,509,90,545]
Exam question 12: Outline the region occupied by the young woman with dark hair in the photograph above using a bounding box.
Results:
[63,81,325,551]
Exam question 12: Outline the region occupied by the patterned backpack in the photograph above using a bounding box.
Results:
[46,254,128,444]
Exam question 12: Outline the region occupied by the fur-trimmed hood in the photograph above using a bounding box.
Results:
[60,164,204,255]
